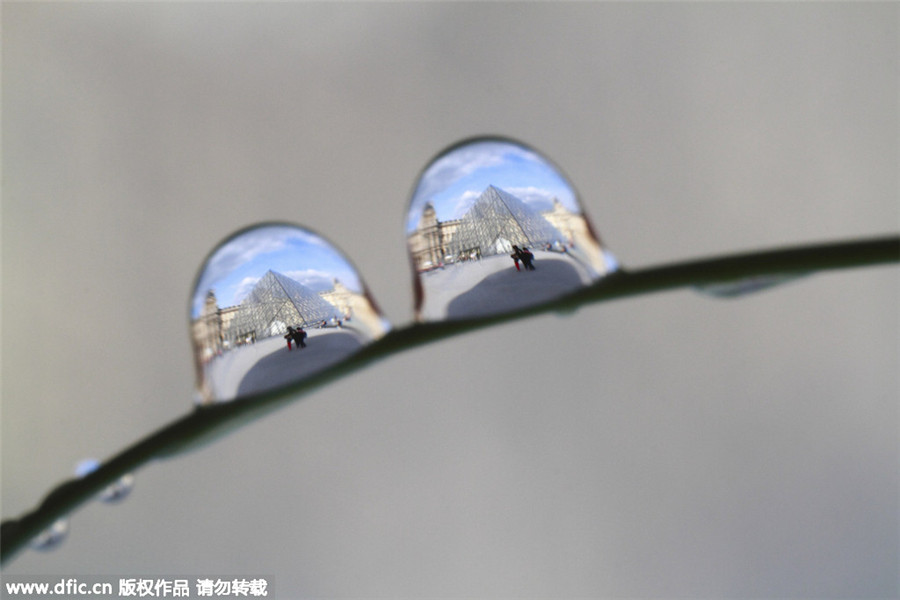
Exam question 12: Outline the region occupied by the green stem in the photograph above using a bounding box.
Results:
[2,234,897,566]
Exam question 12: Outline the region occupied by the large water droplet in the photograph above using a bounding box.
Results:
[190,223,391,404]
[406,137,618,321]
[75,459,135,503]
[30,519,68,551]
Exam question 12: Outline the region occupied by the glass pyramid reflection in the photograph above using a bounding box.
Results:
[226,270,340,343]
[452,185,565,258]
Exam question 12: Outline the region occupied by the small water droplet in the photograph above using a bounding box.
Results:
[74,458,100,478]
[190,223,391,404]
[100,474,134,503]
[406,137,617,321]
[30,519,68,551]
[695,273,806,298]
[74,458,135,503]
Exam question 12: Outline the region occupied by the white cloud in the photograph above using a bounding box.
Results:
[282,268,337,292]
[232,276,261,304]
[451,189,482,219]
[505,186,556,211]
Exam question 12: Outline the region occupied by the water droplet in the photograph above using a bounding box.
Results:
[74,459,135,503]
[30,519,68,551]
[73,458,100,478]
[695,273,807,298]
[190,223,391,404]
[406,137,618,321]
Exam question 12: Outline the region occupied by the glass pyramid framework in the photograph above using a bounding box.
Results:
[450,185,566,258]
[226,270,339,342]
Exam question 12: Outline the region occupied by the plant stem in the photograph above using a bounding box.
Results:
[2,234,897,566]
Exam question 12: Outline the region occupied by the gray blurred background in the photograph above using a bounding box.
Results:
[3,3,897,597]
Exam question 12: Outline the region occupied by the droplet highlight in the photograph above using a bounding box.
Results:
[30,519,68,551]
[190,223,391,404]
[74,459,135,503]
[406,137,617,321]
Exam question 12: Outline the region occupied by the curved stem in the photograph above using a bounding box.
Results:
[2,234,898,566]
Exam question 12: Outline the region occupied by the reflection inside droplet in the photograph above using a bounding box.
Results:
[406,137,617,321]
[74,459,135,503]
[190,224,391,404]
[30,519,68,551]
[695,273,806,298]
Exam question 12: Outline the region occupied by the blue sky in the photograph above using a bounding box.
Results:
[191,224,364,317]
[405,139,582,233]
